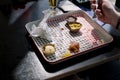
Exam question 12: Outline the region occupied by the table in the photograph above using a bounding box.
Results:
[8,0,120,80]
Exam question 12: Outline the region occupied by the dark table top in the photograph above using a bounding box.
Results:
[1,0,120,80]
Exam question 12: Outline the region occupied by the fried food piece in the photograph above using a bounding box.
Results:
[42,44,56,56]
[68,41,80,53]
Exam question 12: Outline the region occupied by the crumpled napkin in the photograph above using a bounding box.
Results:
[30,9,58,41]
[30,24,52,41]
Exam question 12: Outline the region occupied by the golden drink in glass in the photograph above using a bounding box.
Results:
[49,0,57,9]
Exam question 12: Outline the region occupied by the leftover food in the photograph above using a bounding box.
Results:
[61,50,72,58]
[42,44,56,56]
[66,16,77,23]
[68,41,80,53]
[66,16,82,32]
[68,22,82,32]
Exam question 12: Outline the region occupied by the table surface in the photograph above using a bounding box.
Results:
[5,0,120,80]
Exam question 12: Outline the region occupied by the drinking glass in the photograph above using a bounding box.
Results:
[48,0,59,17]
[49,0,58,9]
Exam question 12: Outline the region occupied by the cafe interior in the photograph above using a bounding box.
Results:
[0,0,120,80]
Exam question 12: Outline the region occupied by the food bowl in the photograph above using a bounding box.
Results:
[66,22,82,32]
[66,16,77,23]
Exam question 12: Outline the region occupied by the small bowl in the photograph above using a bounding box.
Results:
[66,16,77,23]
[66,22,82,32]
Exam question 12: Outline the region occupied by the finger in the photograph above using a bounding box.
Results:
[97,16,104,22]
[96,11,104,21]
[91,4,97,10]
[96,9,103,17]
[90,0,96,4]
[98,0,103,4]
[98,0,103,9]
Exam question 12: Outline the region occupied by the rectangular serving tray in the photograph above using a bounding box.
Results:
[25,10,113,64]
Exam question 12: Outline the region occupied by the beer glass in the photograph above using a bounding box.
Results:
[48,0,59,17]
[48,0,58,10]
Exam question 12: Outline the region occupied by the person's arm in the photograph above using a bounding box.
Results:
[91,0,120,31]
[111,10,120,31]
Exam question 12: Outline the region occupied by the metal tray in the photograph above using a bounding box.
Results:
[25,10,113,64]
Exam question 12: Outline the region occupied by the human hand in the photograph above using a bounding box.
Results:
[90,0,120,27]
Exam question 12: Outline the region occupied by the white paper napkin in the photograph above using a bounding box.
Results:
[30,24,52,41]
